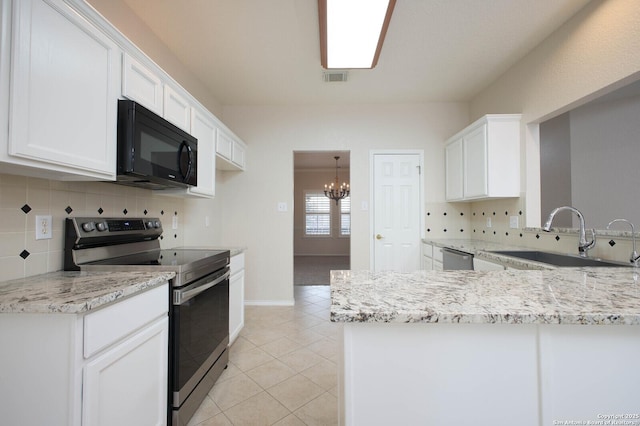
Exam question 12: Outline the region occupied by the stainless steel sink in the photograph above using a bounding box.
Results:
[491,250,630,267]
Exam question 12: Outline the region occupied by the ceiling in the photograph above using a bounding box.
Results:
[119,0,591,106]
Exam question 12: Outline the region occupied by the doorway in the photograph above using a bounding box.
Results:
[293,151,351,286]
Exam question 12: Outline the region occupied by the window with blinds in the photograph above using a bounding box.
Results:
[340,196,351,236]
[305,192,331,235]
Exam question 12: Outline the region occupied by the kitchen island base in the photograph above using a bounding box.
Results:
[339,322,640,426]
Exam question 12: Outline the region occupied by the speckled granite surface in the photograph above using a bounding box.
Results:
[330,268,640,325]
[0,271,175,314]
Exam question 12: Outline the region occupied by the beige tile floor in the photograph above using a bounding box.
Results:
[187,285,341,426]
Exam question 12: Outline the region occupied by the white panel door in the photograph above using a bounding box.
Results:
[373,154,422,272]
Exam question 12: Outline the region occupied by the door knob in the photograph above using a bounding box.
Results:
[376,234,383,240]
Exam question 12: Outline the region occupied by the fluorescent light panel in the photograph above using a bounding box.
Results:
[319,0,396,69]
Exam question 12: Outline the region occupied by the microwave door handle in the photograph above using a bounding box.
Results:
[178,141,194,182]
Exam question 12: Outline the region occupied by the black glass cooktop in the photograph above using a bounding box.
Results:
[88,249,228,267]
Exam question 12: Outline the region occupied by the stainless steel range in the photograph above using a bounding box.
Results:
[65,217,230,426]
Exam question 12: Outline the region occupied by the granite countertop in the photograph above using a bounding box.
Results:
[179,246,246,257]
[0,270,175,314]
[330,268,640,325]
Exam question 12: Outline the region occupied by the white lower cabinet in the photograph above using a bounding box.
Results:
[229,252,245,344]
[422,242,443,271]
[2,0,120,180]
[83,316,168,426]
[0,283,169,426]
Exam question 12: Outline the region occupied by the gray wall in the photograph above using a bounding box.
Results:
[540,113,572,227]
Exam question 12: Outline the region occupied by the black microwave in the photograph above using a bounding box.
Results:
[116,99,197,190]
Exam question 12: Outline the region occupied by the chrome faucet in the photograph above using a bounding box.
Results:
[606,219,640,267]
[542,206,596,257]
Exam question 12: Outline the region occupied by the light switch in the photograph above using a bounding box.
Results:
[277,202,288,212]
[486,217,492,228]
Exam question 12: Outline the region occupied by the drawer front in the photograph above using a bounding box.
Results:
[433,247,444,263]
[84,284,168,358]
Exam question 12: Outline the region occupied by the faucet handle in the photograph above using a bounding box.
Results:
[579,229,596,254]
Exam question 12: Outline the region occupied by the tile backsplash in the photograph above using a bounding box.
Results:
[0,173,185,281]
[428,197,640,265]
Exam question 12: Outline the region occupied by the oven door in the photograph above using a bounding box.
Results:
[170,267,229,410]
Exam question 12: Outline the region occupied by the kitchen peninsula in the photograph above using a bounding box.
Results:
[331,268,640,426]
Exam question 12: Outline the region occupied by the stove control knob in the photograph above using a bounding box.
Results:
[96,221,108,232]
[146,221,154,229]
[81,222,95,232]
[153,220,161,228]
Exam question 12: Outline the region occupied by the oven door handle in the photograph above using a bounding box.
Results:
[173,270,230,305]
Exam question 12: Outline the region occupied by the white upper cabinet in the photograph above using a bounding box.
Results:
[188,106,216,197]
[216,126,246,171]
[0,0,246,189]
[163,84,191,132]
[2,0,120,180]
[121,53,163,116]
[445,114,521,201]
[445,138,464,201]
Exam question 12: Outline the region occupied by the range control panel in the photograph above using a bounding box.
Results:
[67,217,163,242]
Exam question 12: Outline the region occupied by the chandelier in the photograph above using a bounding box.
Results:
[324,156,350,205]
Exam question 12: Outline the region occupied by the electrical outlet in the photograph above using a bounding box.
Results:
[35,215,52,240]
[172,216,178,230]
[486,217,492,228]
[277,202,288,212]
[509,216,519,229]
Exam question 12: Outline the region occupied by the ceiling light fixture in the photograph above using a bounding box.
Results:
[324,156,350,205]
[318,0,396,69]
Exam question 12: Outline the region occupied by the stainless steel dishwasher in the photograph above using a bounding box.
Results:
[441,248,474,270]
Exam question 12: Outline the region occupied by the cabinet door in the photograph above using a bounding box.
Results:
[232,141,246,169]
[9,0,119,179]
[189,107,216,197]
[445,138,463,200]
[83,316,168,426]
[229,269,245,344]
[463,124,488,198]
[122,53,163,116]
[422,256,433,271]
[216,128,233,161]
[163,84,191,131]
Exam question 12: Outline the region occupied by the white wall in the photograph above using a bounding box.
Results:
[86,0,222,117]
[211,103,468,303]
[470,0,640,229]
